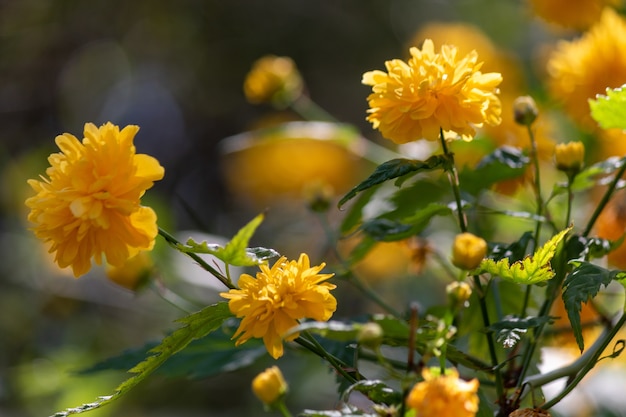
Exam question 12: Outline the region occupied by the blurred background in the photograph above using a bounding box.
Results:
[1,0,621,416]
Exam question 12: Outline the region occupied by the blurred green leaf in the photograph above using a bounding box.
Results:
[565,234,623,261]
[338,156,446,208]
[589,85,626,129]
[340,186,379,234]
[489,231,534,262]
[361,203,452,242]
[284,320,360,342]
[563,262,626,351]
[487,316,554,349]
[553,156,626,195]
[344,380,402,405]
[51,302,232,416]
[459,146,529,196]
[301,408,372,417]
[475,227,571,285]
[180,213,278,266]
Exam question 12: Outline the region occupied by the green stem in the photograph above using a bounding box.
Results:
[582,163,626,237]
[275,400,294,417]
[527,125,544,251]
[296,332,360,385]
[150,280,195,314]
[157,227,235,289]
[290,94,339,122]
[439,129,467,233]
[565,175,574,229]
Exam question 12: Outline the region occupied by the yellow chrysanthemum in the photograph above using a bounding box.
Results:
[547,8,626,129]
[529,0,622,30]
[406,368,479,417]
[220,253,336,359]
[362,39,502,144]
[26,122,164,277]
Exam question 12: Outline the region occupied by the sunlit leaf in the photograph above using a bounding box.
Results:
[475,227,571,285]
[344,380,402,405]
[338,156,446,208]
[589,85,626,129]
[50,302,232,416]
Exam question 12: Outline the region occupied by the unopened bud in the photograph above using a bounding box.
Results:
[446,281,472,308]
[252,366,288,406]
[357,322,384,348]
[554,141,584,174]
[451,233,487,270]
[513,96,539,126]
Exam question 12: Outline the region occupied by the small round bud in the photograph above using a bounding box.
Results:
[357,322,384,348]
[451,233,487,270]
[252,366,288,406]
[446,281,472,308]
[513,96,539,126]
[509,408,552,417]
[554,141,584,174]
[243,55,303,107]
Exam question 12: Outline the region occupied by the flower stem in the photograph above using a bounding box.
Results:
[439,129,467,233]
[296,332,360,385]
[582,162,626,237]
[290,94,339,122]
[275,400,294,417]
[157,227,235,289]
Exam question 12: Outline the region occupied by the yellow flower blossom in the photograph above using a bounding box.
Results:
[451,233,488,270]
[529,0,622,30]
[547,8,626,129]
[243,55,303,106]
[406,368,479,417]
[252,366,288,406]
[362,39,502,144]
[106,251,154,290]
[554,141,585,172]
[220,253,336,359]
[25,122,164,277]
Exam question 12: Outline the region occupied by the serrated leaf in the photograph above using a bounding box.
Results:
[338,156,446,208]
[50,302,232,416]
[487,316,554,348]
[344,380,402,405]
[475,227,571,285]
[179,214,275,266]
[589,85,626,129]
[459,146,529,196]
[563,262,626,352]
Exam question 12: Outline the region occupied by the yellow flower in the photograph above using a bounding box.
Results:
[547,8,626,129]
[554,141,585,172]
[451,233,487,270]
[220,253,336,359]
[362,39,502,144]
[529,0,622,30]
[25,122,164,277]
[406,368,479,417]
[243,55,303,106]
[106,251,154,291]
[509,407,552,417]
[252,366,288,406]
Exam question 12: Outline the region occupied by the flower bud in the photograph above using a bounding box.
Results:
[451,233,487,270]
[446,281,472,308]
[513,96,539,126]
[252,366,288,406]
[243,55,303,107]
[509,408,552,417]
[554,141,584,173]
[357,322,384,348]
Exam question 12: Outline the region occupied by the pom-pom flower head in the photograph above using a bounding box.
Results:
[406,368,479,417]
[26,122,164,277]
[362,39,502,144]
[220,253,336,359]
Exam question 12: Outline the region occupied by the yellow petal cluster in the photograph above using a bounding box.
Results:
[362,39,502,144]
[220,253,336,359]
[529,0,622,30]
[252,366,288,406]
[243,55,303,106]
[26,122,164,277]
[406,368,479,417]
[547,8,626,129]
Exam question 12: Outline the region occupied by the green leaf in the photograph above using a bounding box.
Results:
[589,85,626,129]
[344,380,402,405]
[361,203,452,242]
[338,156,446,208]
[475,227,571,285]
[487,316,554,349]
[284,320,360,342]
[553,156,626,195]
[565,234,623,261]
[459,146,529,196]
[340,185,379,234]
[179,213,278,266]
[562,262,626,352]
[50,302,232,416]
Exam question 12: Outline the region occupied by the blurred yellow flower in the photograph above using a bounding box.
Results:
[243,55,303,106]
[452,233,487,271]
[406,368,479,417]
[106,251,154,290]
[252,366,288,406]
[529,0,622,30]
[220,253,336,359]
[26,122,164,277]
[554,141,585,172]
[547,8,626,129]
[362,39,502,144]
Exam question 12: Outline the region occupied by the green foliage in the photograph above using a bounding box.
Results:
[562,262,626,352]
[338,156,446,208]
[487,316,554,349]
[553,156,626,196]
[459,146,529,196]
[589,85,626,130]
[50,302,232,416]
[360,203,452,241]
[179,213,279,266]
[343,380,402,405]
[475,227,571,285]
